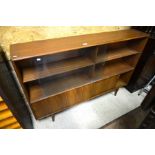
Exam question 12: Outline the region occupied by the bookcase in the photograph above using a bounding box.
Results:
[10,29,148,120]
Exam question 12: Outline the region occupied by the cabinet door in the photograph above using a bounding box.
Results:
[31,92,68,119]
[94,76,119,96]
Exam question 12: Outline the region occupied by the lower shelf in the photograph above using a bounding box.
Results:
[30,75,119,119]
[95,60,134,81]
[29,60,134,103]
[29,69,92,103]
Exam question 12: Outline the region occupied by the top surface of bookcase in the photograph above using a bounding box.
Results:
[10,29,148,61]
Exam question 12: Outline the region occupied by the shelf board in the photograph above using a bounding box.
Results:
[97,48,139,63]
[29,60,134,103]
[29,71,91,103]
[11,29,148,61]
[23,56,93,83]
[94,60,134,81]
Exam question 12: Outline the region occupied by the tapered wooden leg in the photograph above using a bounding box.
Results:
[52,115,55,122]
[114,88,119,96]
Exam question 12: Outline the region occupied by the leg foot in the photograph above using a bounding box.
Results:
[138,89,143,96]
[114,88,119,96]
[52,115,55,122]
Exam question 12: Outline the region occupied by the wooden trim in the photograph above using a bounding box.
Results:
[0,110,13,121]
[0,102,8,111]
[0,116,17,128]
[4,122,21,129]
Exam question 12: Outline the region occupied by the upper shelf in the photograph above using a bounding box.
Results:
[94,60,134,81]
[97,47,139,63]
[10,29,148,61]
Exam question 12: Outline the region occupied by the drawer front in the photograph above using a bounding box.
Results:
[31,92,68,119]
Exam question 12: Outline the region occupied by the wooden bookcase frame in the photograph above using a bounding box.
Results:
[10,29,149,120]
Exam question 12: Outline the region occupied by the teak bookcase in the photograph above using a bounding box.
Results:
[10,29,148,120]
